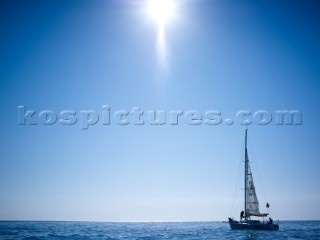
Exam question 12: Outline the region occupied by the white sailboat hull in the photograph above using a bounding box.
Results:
[228,218,279,231]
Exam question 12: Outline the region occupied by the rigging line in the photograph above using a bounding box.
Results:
[233,163,243,218]
[235,165,244,218]
[230,152,242,217]
[230,136,245,217]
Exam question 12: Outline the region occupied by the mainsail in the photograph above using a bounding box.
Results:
[244,130,268,217]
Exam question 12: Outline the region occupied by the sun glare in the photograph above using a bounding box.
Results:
[148,0,175,26]
[147,0,176,71]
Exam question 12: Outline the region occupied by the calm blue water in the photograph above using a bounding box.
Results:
[0,221,319,240]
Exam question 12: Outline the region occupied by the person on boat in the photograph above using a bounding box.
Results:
[268,217,273,224]
[240,210,244,221]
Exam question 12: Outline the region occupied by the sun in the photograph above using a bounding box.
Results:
[147,0,175,26]
[147,0,176,71]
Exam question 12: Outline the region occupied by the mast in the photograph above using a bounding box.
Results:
[244,129,248,217]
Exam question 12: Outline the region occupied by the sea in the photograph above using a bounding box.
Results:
[0,221,319,240]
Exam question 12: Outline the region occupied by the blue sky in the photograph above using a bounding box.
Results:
[0,0,319,221]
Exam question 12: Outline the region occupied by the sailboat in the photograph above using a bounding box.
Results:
[228,130,279,230]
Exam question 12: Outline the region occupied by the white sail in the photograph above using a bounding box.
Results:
[245,130,268,217]
[245,162,261,216]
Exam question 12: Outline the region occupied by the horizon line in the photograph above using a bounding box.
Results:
[1,219,319,223]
